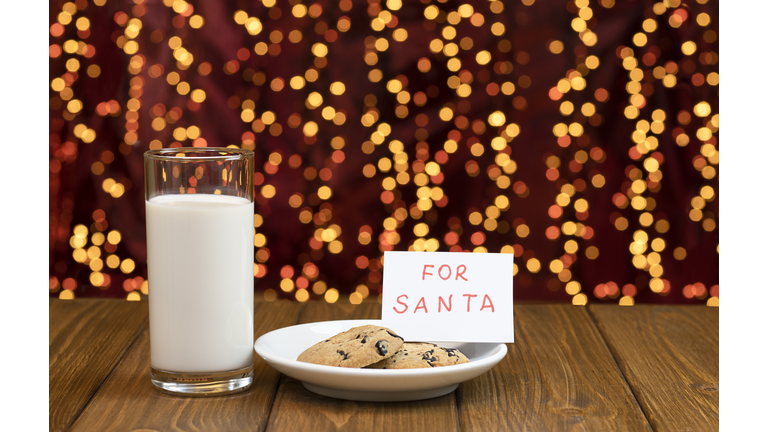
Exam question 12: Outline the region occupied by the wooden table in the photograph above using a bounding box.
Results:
[49,299,718,432]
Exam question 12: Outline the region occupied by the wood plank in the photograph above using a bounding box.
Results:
[49,299,149,432]
[589,305,719,432]
[68,300,303,432]
[265,302,461,432]
[295,300,382,325]
[457,305,653,431]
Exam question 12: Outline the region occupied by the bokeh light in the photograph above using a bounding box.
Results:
[49,0,717,306]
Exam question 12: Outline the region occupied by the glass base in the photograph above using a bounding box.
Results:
[151,365,253,397]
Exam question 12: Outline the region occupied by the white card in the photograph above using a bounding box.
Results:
[381,251,514,343]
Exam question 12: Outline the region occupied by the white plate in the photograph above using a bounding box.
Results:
[254,319,507,402]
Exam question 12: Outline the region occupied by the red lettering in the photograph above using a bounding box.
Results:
[463,294,477,311]
[394,295,408,314]
[414,296,428,313]
[422,265,434,280]
[438,264,451,280]
[480,294,495,312]
[438,294,453,312]
[455,264,468,281]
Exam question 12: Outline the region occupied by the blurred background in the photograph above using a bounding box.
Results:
[48,0,718,305]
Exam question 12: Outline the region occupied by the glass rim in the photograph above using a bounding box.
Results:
[144,147,253,161]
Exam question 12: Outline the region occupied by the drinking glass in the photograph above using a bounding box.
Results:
[144,148,254,396]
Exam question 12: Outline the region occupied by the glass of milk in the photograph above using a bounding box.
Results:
[144,148,254,396]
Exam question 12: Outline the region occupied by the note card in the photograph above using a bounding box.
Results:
[381,251,514,343]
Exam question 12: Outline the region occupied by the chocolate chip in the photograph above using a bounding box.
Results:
[386,330,404,341]
[445,348,457,357]
[360,335,368,344]
[337,350,348,360]
[375,340,389,356]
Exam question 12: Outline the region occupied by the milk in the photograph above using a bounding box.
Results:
[146,194,254,373]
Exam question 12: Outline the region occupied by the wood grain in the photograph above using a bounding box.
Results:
[457,305,653,432]
[265,301,461,432]
[68,300,303,432]
[589,305,719,432]
[52,300,719,432]
[49,299,149,432]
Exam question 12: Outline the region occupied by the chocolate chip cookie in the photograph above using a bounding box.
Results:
[297,325,405,368]
[366,342,470,369]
